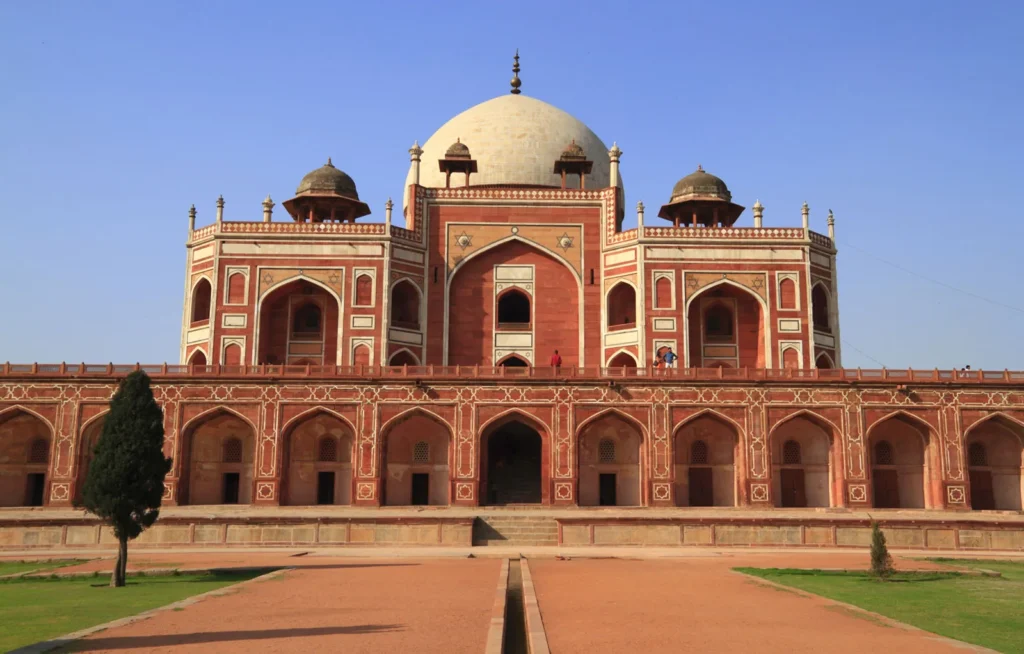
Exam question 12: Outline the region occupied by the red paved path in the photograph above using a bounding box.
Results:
[529,554,973,653]
[64,558,500,653]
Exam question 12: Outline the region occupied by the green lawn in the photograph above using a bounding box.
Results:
[0,571,262,652]
[0,559,83,577]
[737,559,1024,653]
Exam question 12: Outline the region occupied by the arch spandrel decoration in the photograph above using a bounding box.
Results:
[447,224,583,278]
[257,268,343,298]
[684,272,768,304]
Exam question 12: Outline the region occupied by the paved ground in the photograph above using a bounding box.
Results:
[529,554,974,654]
[62,558,500,653]
[5,549,1013,652]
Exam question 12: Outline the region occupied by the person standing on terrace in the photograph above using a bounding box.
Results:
[550,350,562,370]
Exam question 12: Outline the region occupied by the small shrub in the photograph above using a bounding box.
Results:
[870,522,894,579]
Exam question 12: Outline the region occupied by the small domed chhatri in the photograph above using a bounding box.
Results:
[296,158,361,199]
[560,139,587,162]
[658,165,745,228]
[445,138,472,159]
[553,139,593,189]
[670,165,732,203]
[284,158,371,223]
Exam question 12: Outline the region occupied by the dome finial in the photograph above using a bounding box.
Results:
[510,49,522,95]
[697,164,703,172]
[326,157,334,167]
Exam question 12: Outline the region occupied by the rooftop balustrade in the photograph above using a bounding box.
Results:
[1,363,1020,384]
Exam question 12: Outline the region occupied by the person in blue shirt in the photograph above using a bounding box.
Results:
[662,347,677,369]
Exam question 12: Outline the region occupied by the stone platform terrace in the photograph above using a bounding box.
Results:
[2,505,1023,551]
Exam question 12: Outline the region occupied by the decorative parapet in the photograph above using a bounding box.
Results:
[609,228,638,244]
[624,226,835,249]
[1,362,1021,384]
[389,225,419,242]
[421,187,609,202]
[189,221,388,242]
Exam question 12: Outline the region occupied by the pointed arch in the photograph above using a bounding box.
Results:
[280,406,357,438]
[496,353,530,368]
[684,277,772,368]
[180,405,258,436]
[606,280,638,328]
[671,408,744,439]
[0,405,55,433]
[447,234,582,284]
[390,278,423,330]
[864,410,934,444]
[379,406,454,438]
[479,408,550,437]
[606,349,638,368]
[388,348,421,366]
[768,409,841,441]
[964,412,1024,440]
[812,282,832,332]
[815,352,835,369]
[190,276,213,323]
[575,407,648,441]
[187,348,208,366]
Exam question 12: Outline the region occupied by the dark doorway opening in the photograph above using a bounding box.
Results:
[780,469,807,507]
[222,473,240,504]
[969,470,995,510]
[317,471,336,505]
[485,422,542,505]
[688,467,713,506]
[411,473,430,505]
[872,469,900,508]
[26,473,46,507]
[599,473,617,506]
[499,356,529,368]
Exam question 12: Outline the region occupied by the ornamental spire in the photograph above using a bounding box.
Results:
[510,50,521,95]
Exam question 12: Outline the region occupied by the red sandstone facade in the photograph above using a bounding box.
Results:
[2,79,1023,519]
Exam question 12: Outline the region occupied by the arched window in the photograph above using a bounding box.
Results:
[968,442,988,468]
[413,441,430,464]
[355,275,373,306]
[318,436,338,462]
[352,344,371,366]
[28,438,49,464]
[691,440,709,465]
[499,355,529,367]
[779,278,796,310]
[782,348,800,369]
[191,279,211,323]
[497,290,531,325]
[704,304,734,340]
[812,285,830,332]
[598,439,616,464]
[655,276,673,308]
[782,440,801,465]
[607,283,637,328]
[391,281,421,330]
[223,437,243,463]
[223,343,242,366]
[188,350,208,367]
[292,303,322,336]
[227,273,246,304]
[389,350,419,367]
[815,354,833,369]
[873,440,893,466]
[608,352,638,368]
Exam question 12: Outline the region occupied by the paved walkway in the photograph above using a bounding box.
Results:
[530,554,978,653]
[63,558,500,653]
[11,550,1006,652]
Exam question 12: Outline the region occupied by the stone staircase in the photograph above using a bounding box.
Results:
[473,515,559,546]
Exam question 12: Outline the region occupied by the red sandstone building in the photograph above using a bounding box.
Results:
[2,61,1023,549]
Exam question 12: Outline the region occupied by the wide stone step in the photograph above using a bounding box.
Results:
[473,516,559,546]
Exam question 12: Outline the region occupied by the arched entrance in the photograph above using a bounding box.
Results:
[577,414,643,506]
[770,415,834,508]
[179,410,256,505]
[687,282,766,368]
[482,419,543,505]
[76,415,107,504]
[673,414,738,507]
[868,414,933,509]
[383,411,451,506]
[256,278,340,365]
[281,411,354,506]
[965,416,1023,511]
[0,409,52,507]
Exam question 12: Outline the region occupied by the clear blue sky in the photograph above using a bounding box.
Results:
[1,1,1021,368]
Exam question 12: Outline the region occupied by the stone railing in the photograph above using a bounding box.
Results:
[1,363,1021,385]
[190,221,388,242]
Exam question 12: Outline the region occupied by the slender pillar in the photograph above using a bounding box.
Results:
[753,200,763,228]
[827,209,835,240]
[215,195,224,224]
[801,201,809,235]
[385,197,393,229]
[608,142,621,189]
[409,141,423,186]
[188,204,196,232]
[636,201,645,237]
[262,195,274,223]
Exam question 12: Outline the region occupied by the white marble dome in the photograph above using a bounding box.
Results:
[405,94,621,207]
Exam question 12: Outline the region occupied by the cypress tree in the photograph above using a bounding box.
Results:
[80,371,172,587]
[869,521,894,579]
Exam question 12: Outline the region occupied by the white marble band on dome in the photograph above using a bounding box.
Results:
[404,94,622,209]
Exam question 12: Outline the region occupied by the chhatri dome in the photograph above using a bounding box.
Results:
[405,53,622,205]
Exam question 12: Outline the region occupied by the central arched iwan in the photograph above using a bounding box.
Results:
[281,411,354,506]
[382,411,451,506]
[577,413,643,506]
[673,414,739,507]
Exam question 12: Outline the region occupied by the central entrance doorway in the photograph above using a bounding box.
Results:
[485,421,542,505]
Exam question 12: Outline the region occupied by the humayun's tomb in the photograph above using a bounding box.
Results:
[2,57,1023,551]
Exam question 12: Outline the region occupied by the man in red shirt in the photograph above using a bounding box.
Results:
[550,350,562,369]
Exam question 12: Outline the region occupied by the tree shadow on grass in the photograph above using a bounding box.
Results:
[66,624,404,651]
